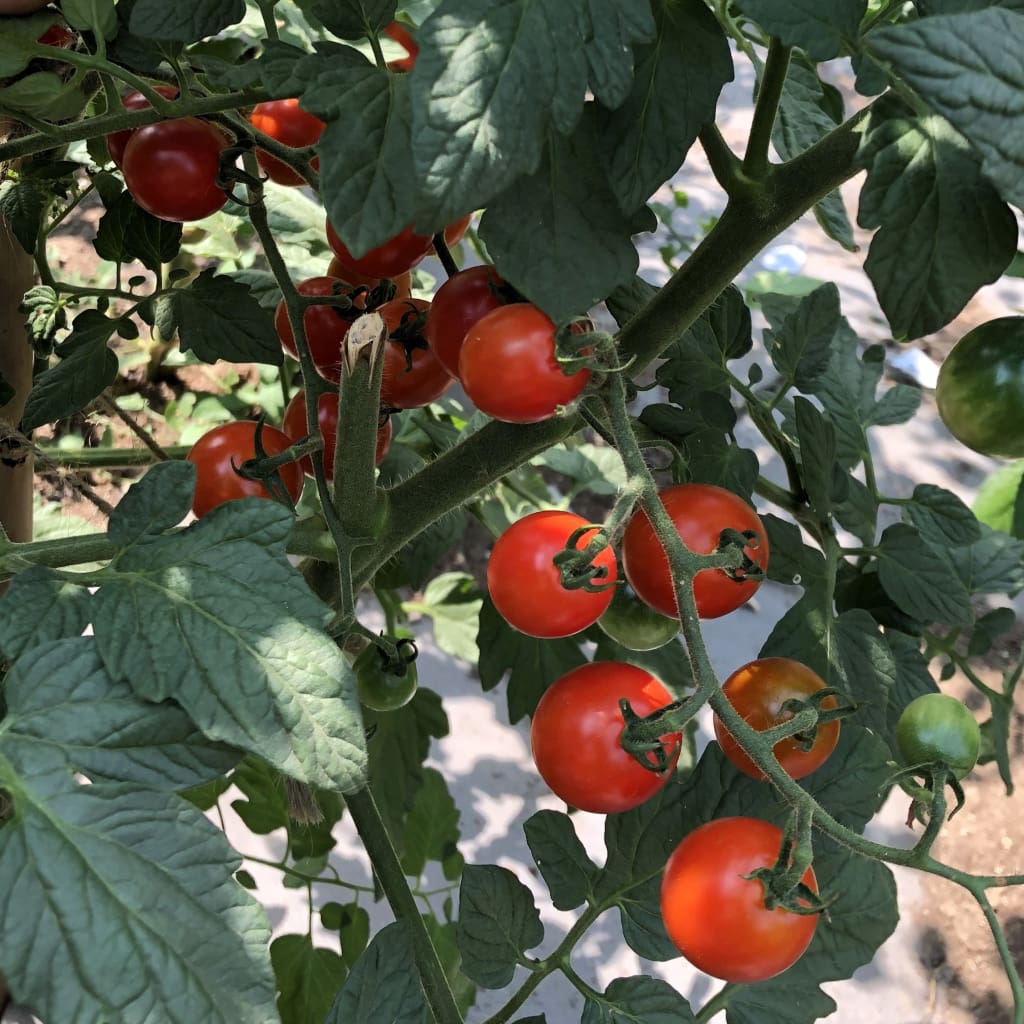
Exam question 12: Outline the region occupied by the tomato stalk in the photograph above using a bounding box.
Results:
[742,38,792,179]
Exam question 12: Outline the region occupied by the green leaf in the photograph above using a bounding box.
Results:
[0,175,49,253]
[920,0,1024,10]
[271,934,347,1024]
[300,0,397,39]
[61,0,118,37]
[764,282,841,393]
[337,904,371,970]
[423,914,478,1017]
[967,606,1016,657]
[795,397,839,517]
[363,687,449,852]
[536,443,627,497]
[0,782,276,1023]
[595,0,732,213]
[129,0,245,40]
[974,460,1024,536]
[736,0,867,60]
[406,571,482,663]
[811,329,878,468]
[456,864,544,989]
[868,10,1024,211]
[409,0,654,226]
[156,269,283,366]
[523,810,598,911]
[92,493,367,791]
[2,637,239,790]
[0,12,57,76]
[230,755,291,835]
[94,189,183,273]
[877,523,974,625]
[904,483,982,546]
[947,523,1024,595]
[325,921,425,1023]
[0,566,91,662]
[22,311,118,430]
[582,976,695,1024]
[400,767,463,878]
[725,980,835,1024]
[582,0,656,108]
[760,514,828,586]
[108,460,194,545]
[885,630,939,730]
[856,94,1016,338]
[480,110,639,321]
[477,597,588,723]
[864,383,921,426]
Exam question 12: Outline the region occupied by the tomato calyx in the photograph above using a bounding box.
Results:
[714,526,767,583]
[763,688,854,752]
[384,300,431,370]
[550,523,616,594]
[618,696,685,773]
[233,417,302,509]
[743,808,831,916]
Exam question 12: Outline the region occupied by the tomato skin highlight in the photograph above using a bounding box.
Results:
[459,304,590,423]
[530,662,681,814]
[488,510,617,639]
[122,117,230,222]
[896,693,980,781]
[282,389,392,481]
[425,265,507,379]
[326,219,434,280]
[249,98,324,186]
[106,85,179,167]
[713,658,839,780]
[378,298,453,409]
[274,276,364,383]
[621,483,768,619]
[186,421,304,519]
[661,817,819,982]
[936,316,1024,459]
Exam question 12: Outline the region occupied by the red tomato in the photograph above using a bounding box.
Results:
[249,98,324,187]
[621,483,768,619]
[378,297,453,408]
[384,19,418,72]
[325,258,413,300]
[282,389,392,481]
[661,817,819,982]
[531,662,681,814]
[459,303,590,423]
[274,277,366,383]
[326,219,433,280]
[38,17,73,47]
[713,658,839,780]
[186,421,303,519]
[425,265,508,379]
[122,117,231,222]
[106,85,179,167]
[488,510,617,638]
[443,213,472,248]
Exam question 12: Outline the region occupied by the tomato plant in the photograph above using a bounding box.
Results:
[459,303,590,422]
[936,316,1024,459]
[121,117,231,222]
[596,583,680,651]
[274,276,364,382]
[660,817,819,983]
[424,264,509,379]
[282,389,392,480]
[487,509,617,638]
[105,85,180,167]
[186,420,304,519]
[896,693,981,781]
[621,483,769,619]
[530,662,680,813]
[713,658,840,780]
[248,98,324,187]
[378,297,453,408]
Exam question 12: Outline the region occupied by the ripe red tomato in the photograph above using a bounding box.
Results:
[248,98,324,187]
[425,265,508,379]
[378,297,453,408]
[186,421,304,519]
[38,17,73,47]
[713,658,839,780]
[488,510,617,638]
[106,85,179,167]
[661,817,819,982]
[326,219,434,280]
[459,304,590,423]
[122,117,231,222]
[275,277,367,383]
[530,662,681,814]
[443,213,472,248]
[325,258,412,300]
[384,19,418,72]
[621,483,768,619]
[282,389,392,481]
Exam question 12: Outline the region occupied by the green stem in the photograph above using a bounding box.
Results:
[696,983,736,1023]
[698,125,750,197]
[344,787,464,1024]
[35,445,190,469]
[743,38,791,177]
[241,851,376,894]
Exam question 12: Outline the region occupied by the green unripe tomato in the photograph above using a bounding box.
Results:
[354,642,418,712]
[936,316,1024,459]
[896,693,980,781]
[597,584,680,651]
